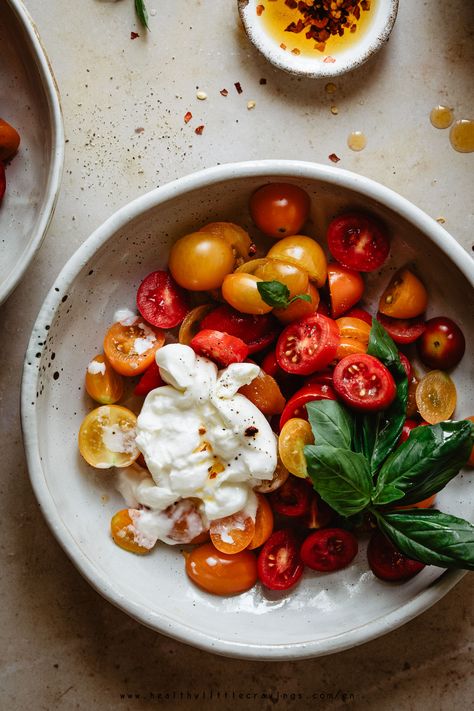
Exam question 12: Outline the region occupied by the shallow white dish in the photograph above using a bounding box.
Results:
[22,160,473,660]
[0,0,64,304]
[238,0,399,78]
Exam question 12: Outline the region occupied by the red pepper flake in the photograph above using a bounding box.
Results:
[135,127,145,134]
[280,43,287,50]
[234,81,243,94]
[259,78,267,85]
[291,48,301,55]
[245,426,259,437]
[323,55,336,63]
[283,0,371,45]
[220,88,229,97]
[130,32,139,40]
[195,125,205,135]
[328,153,340,163]
[256,4,265,15]
[184,111,192,124]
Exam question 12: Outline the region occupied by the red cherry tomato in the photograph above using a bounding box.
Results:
[417,317,466,370]
[200,304,278,354]
[300,528,358,572]
[304,369,334,387]
[190,329,249,367]
[327,213,390,272]
[276,313,340,376]
[268,476,313,517]
[376,312,426,345]
[344,307,372,325]
[333,353,397,412]
[317,300,330,316]
[279,382,337,429]
[301,495,334,530]
[134,360,165,396]
[398,418,428,445]
[257,529,304,590]
[261,349,280,378]
[327,263,365,318]
[0,163,5,202]
[398,351,412,381]
[136,270,189,328]
[249,183,311,239]
[367,530,425,581]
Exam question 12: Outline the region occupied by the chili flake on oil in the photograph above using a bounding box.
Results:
[284,0,371,46]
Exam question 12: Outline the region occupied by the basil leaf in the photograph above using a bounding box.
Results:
[306,399,354,450]
[305,445,373,517]
[289,293,312,305]
[373,420,473,506]
[257,280,310,309]
[375,509,474,570]
[135,0,149,29]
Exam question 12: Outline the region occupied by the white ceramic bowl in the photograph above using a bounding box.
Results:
[0,0,64,304]
[22,161,473,660]
[238,0,399,78]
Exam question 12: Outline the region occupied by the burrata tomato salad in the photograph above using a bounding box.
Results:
[78,183,474,595]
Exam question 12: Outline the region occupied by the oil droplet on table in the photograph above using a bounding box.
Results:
[449,119,474,153]
[430,105,454,129]
[348,131,366,151]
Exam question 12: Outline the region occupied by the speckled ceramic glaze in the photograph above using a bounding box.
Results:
[0,0,63,304]
[238,0,399,78]
[22,161,473,660]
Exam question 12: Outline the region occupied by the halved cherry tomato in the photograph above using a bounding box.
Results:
[415,370,456,424]
[190,329,249,367]
[466,416,474,466]
[249,183,311,239]
[335,316,371,361]
[379,268,428,319]
[247,495,274,550]
[199,221,253,259]
[238,368,286,415]
[110,509,153,555]
[398,418,428,445]
[160,499,208,544]
[222,273,274,315]
[210,510,256,554]
[103,318,165,376]
[300,528,358,571]
[134,359,165,395]
[257,529,304,590]
[376,312,426,344]
[269,476,313,517]
[304,370,334,387]
[398,351,412,381]
[0,118,21,161]
[186,543,258,595]
[302,495,334,530]
[267,235,327,286]
[327,212,390,272]
[79,405,139,468]
[279,382,337,429]
[333,354,396,412]
[0,163,5,202]
[136,270,189,328]
[417,317,466,370]
[344,306,372,325]
[178,303,214,346]
[278,418,314,478]
[254,456,290,493]
[169,231,235,290]
[276,313,340,376]
[273,282,320,324]
[200,304,278,354]
[85,354,124,404]
[327,263,364,318]
[367,530,425,581]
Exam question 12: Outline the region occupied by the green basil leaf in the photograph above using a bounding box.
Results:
[305,445,373,517]
[257,280,291,309]
[135,0,149,29]
[367,318,405,375]
[375,509,474,570]
[373,420,473,506]
[288,293,312,305]
[306,399,354,450]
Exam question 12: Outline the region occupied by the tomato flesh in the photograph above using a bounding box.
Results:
[367,530,425,581]
[257,529,304,590]
[376,312,426,344]
[268,476,313,517]
[276,313,339,375]
[278,417,314,478]
[134,360,165,396]
[136,270,189,328]
[279,382,336,429]
[186,543,258,595]
[327,213,390,272]
[300,528,358,572]
[200,305,278,354]
[190,329,249,367]
[333,353,397,412]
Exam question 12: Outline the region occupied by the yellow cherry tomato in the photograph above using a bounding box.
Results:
[178,303,214,345]
[415,370,457,424]
[85,354,124,404]
[335,317,371,361]
[221,273,273,315]
[278,418,314,478]
[78,405,139,468]
[267,235,327,287]
[379,268,428,319]
[110,509,153,555]
[103,318,165,376]
[169,231,235,290]
[273,282,320,324]
[254,258,309,297]
[238,368,286,415]
[199,221,253,260]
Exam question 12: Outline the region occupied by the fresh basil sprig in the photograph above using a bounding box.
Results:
[306,399,354,450]
[135,0,149,30]
[257,280,311,310]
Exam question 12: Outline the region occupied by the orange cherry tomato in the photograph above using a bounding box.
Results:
[254,258,309,297]
[178,303,214,345]
[110,509,153,554]
[278,417,314,478]
[267,235,327,287]
[103,317,165,376]
[273,282,320,324]
[78,405,140,468]
[210,510,256,553]
[247,495,274,550]
[253,455,290,493]
[335,316,371,361]
[238,368,286,415]
[415,370,457,424]
[327,262,364,318]
[169,231,235,290]
[379,268,428,319]
[85,353,124,404]
[221,273,273,315]
[199,221,253,260]
[0,118,21,161]
[395,495,437,511]
[249,183,310,239]
[466,416,474,466]
[406,374,420,418]
[185,543,258,595]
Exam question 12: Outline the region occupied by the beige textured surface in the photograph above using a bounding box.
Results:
[1,0,473,708]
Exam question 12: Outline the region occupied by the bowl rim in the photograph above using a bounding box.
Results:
[237,0,399,79]
[21,160,472,660]
[1,0,65,304]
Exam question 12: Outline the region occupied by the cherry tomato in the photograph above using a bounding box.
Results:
[186,543,258,595]
[333,353,396,412]
[136,270,188,328]
[398,351,412,381]
[344,306,372,325]
[398,418,428,445]
[169,231,234,290]
[317,300,330,316]
[335,316,371,361]
[417,317,466,370]
[278,418,314,478]
[415,370,456,424]
[0,118,21,161]
[395,494,436,510]
[406,374,419,418]
[210,510,256,554]
[269,476,313,517]
[110,509,152,555]
[190,329,249,367]
[327,212,390,272]
[300,528,358,572]
[279,382,337,429]
[134,359,165,396]
[200,304,278,354]
[78,405,139,468]
[267,235,327,286]
[327,263,364,318]
[254,258,309,297]
[165,499,208,544]
[254,456,290,493]
[257,529,304,590]
[249,183,310,239]
[238,368,286,415]
[85,354,124,404]
[276,313,340,375]
[178,303,214,346]
[376,312,426,345]
[199,221,252,259]
[222,273,274,315]
[0,163,5,202]
[379,268,428,319]
[103,318,165,376]
[466,416,474,466]
[367,530,425,581]
[303,495,334,530]
[304,370,334,387]
[247,495,274,550]
[273,282,320,324]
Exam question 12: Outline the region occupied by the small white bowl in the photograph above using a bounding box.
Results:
[238,0,399,78]
[22,161,473,660]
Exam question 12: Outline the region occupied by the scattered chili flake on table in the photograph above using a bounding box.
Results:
[195,125,205,135]
[284,0,371,45]
[256,4,265,15]
[184,111,192,124]
[220,88,229,97]
[323,55,336,63]
[130,32,139,40]
[234,82,243,94]
[328,153,340,163]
